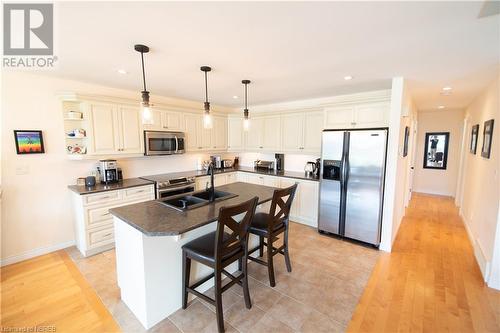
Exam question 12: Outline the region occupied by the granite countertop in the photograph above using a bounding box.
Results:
[68,178,154,195]
[177,166,319,182]
[109,182,277,236]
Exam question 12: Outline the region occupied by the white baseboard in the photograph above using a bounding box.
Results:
[460,212,492,284]
[1,240,76,267]
[413,189,454,197]
[291,215,317,228]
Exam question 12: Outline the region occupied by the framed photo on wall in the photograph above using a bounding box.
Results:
[481,119,494,158]
[470,124,479,154]
[14,130,45,154]
[403,126,410,157]
[423,132,449,170]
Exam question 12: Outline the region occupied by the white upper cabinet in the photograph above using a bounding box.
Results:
[303,111,324,153]
[281,114,303,151]
[262,116,281,151]
[245,115,281,151]
[88,103,142,155]
[353,102,389,128]
[184,113,202,151]
[324,106,355,129]
[227,117,244,151]
[143,110,183,132]
[245,117,264,150]
[281,111,323,154]
[89,103,119,154]
[117,106,143,154]
[324,102,389,129]
[162,111,183,131]
[212,116,227,151]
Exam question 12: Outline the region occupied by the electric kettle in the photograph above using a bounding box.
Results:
[304,161,317,176]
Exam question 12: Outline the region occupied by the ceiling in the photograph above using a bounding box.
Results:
[47,1,499,110]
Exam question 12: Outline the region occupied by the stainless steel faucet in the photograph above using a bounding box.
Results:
[206,162,215,202]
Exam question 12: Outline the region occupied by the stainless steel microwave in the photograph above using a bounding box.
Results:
[144,131,185,156]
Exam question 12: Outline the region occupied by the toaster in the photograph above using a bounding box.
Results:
[222,159,233,168]
[254,160,275,170]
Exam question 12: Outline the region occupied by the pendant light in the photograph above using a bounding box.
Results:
[201,66,213,129]
[135,44,153,125]
[242,79,251,131]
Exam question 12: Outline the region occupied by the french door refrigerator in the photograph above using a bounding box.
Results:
[318,129,388,246]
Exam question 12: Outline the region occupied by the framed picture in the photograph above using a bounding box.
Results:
[14,130,45,154]
[481,119,494,158]
[423,132,449,170]
[403,126,410,157]
[470,124,479,154]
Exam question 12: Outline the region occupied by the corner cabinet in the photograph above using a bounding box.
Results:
[324,102,389,129]
[86,102,143,155]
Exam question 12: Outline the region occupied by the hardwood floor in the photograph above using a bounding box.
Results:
[348,193,500,333]
[1,250,120,333]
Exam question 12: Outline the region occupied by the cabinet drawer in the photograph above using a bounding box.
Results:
[123,185,154,199]
[89,227,114,247]
[87,206,114,228]
[83,191,120,205]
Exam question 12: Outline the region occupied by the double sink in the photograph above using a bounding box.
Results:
[161,189,238,211]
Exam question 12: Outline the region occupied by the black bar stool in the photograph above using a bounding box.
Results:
[182,197,258,333]
[247,183,298,287]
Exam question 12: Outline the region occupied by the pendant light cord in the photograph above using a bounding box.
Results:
[204,71,209,103]
[141,52,147,92]
[244,82,248,110]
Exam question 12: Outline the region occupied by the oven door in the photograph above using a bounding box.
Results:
[157,184,195,199]
[144,131,185,156]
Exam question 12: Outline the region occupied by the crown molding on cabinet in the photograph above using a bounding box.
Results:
[231,89,391,115]
[56,91,233,116]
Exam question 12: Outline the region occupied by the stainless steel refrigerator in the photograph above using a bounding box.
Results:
[318,129,388,246]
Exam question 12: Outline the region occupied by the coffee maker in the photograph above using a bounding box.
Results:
[275,153,285,172]
[99,159,119,184]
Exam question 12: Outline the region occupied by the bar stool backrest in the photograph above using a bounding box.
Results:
[268,183,298,232]
[215,197,259,262]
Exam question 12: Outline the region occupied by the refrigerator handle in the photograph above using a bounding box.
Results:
[343,132,350,186]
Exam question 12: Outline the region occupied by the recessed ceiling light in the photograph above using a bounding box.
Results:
[344,75,353,81]
[232,95,239,99]
[442,86,452,91]
[117,69,128,74]
[438,105,445,109]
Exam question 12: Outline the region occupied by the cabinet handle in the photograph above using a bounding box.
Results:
[163,126,168,129]
[102,233,112,237]
[351,122,356,125]
[102,212,111,216]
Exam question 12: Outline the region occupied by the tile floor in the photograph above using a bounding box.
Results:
[66,222,379,333]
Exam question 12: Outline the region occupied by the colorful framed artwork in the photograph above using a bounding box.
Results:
[470,124,479,154]
[14,130,45,154]
[481,119,494,159]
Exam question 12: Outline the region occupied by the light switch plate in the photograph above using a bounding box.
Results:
[15,164,29,175]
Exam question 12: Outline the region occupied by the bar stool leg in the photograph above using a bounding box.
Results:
[242,254,252,309]
[267,237,276,287]
[259,236,264,257]
[284,225,292,273]
[214,268,225,332]
[182,251,191,309]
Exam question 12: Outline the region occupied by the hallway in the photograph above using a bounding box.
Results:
[348,193,500,332]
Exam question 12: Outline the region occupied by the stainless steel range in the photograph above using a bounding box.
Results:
[140,174,195,199]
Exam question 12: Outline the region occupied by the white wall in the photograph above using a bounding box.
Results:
[379,77,416,252]
[0,71,235,264]
[413,109,465,196]
[458,76,500,289]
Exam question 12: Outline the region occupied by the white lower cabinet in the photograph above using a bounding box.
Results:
[71,184,155,257]
[279,178,319,227]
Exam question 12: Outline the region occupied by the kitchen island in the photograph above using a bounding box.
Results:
[109,182,277,329]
